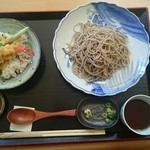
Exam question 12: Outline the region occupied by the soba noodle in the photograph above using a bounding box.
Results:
[66,22,130,82]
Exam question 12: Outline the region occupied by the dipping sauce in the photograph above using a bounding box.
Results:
[124,99,150,130]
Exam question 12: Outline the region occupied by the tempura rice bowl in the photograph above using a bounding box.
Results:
[0,18,41,89]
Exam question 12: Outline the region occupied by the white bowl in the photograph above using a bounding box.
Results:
[0,18,41,89]
[53,2,150,96]
[120,94,150,135]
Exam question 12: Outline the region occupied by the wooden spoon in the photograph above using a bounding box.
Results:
[7,108,76,125]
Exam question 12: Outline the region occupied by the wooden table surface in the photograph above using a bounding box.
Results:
[0,0,150,149]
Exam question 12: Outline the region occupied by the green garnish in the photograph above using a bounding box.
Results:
[105,103,111,108]
[83,108,92,118]
[106,107,112,113]
[105,118,111,123]
[0,27,29,46]
[102,102,117,123]
[102,112,107,118]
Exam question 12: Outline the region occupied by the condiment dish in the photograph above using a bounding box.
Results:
[77,97,119,128]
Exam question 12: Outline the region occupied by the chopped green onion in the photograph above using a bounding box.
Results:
[105,118,111,123]
[112,110,116,114]
[105,103,111,108]
[106,107,112,113]
[102,112,107,118]
[102,102,117,123]
[107,112,117,119]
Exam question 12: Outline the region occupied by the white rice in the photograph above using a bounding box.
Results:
[1,52,32,79]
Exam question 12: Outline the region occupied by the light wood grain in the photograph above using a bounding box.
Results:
[0,0,150,13]
[0,129,105,138]
[0,0,150,149]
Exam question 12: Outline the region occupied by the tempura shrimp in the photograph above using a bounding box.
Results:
[0,44,34,70]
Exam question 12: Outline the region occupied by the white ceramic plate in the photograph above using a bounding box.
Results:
[53,2,150,96]
[0,18,41,89]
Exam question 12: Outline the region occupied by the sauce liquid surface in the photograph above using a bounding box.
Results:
[124,99,150,130]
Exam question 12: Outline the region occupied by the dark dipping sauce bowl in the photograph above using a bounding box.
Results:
[120,94,150,135]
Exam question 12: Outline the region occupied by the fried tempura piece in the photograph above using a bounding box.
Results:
[0,44,34,70]
[0,44,16,70]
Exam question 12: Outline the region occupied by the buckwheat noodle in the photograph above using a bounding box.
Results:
[66,22,130,82]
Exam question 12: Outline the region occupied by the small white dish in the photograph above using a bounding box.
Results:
[53,2,150,96]
[0,18,41,89]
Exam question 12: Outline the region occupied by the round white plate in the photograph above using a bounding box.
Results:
[53,2,150,96]
[0,18,41,89]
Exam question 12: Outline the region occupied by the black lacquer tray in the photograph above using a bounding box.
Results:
[0,8,150,146]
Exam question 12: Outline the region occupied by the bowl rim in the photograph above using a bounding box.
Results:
[0,93,5,115]
[76,97,119,129]
[120,94,150,135]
